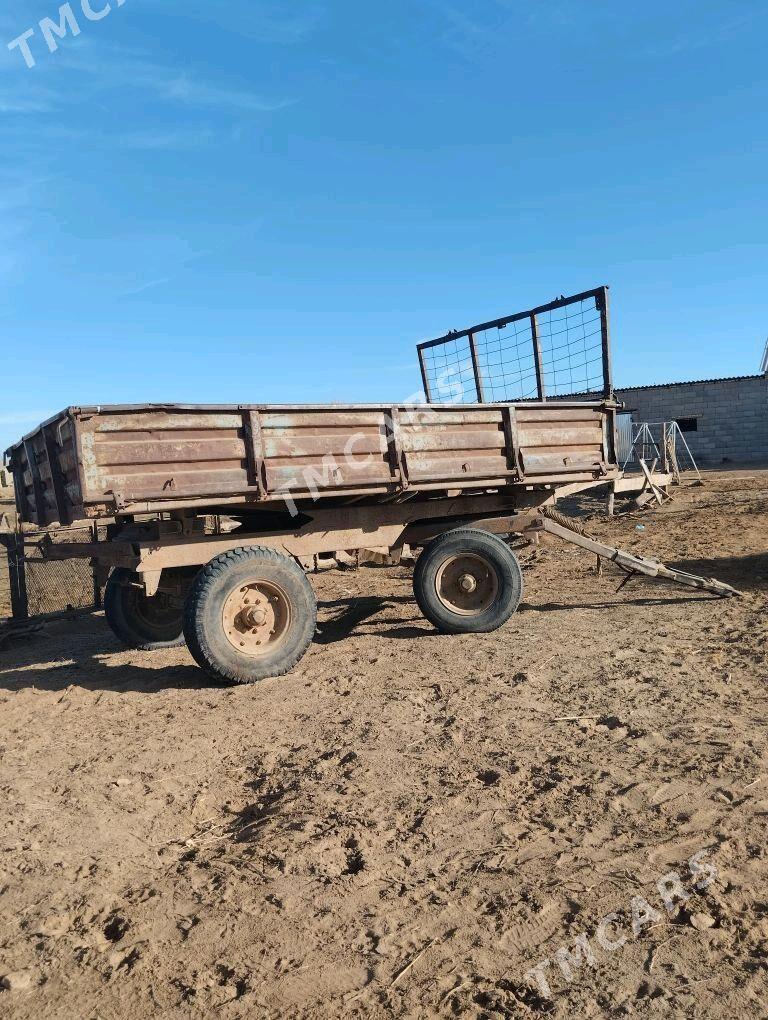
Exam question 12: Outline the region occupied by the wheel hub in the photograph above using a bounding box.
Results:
[241,605,268,628]
[222,581,291,656]
[435,553,499,616]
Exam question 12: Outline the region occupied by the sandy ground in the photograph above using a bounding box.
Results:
[0,471,767,1018]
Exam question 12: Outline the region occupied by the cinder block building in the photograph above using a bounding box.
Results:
[615,373,768,467]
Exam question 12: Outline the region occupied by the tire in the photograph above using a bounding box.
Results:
[183,547,317,685]
[413,528,523,634]
[104,567,186,650]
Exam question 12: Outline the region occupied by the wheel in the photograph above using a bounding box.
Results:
[104,567,186,649]
[413,528,523,634]
[183,547,317,685]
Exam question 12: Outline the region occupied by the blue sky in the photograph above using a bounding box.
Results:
[1,0,766,451]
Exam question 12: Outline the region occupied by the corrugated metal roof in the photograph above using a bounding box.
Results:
[616,373,765,393]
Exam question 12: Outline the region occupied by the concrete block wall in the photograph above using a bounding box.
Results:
[615,375,768,466]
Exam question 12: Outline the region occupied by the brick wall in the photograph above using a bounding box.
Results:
[615,375,768,466]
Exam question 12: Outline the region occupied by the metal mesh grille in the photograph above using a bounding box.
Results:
[418,287,610,404]
[474,316,537,401]
[21,527,102,618]
[416,334,476,404]
[535,295,605,398]
[0,548,11,619]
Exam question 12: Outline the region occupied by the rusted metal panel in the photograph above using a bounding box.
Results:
[400,409,501,425]
[517,404,606,477]
[262,410,387,428]
[386,407,408,488]
[6,400,618,525]
[401,429,503,452]
[91,410,245,431]
[244,409,268,496]
[259,408,395,495]
[42,423,72,526]
[261,431,385,459]
[521,450,604,474]
[515,407,602,423]
[266,460,393,493]
[12,445,32,522]
[23,436,49,526]
[406,453,510,482]
[517,425,602,446]
[399,405,508,484]
[75,409,253,509]
[92,438,245,465]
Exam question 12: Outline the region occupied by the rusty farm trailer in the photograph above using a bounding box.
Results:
[4,287,737,683]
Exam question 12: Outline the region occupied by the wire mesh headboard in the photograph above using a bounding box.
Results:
[417,286,613,404]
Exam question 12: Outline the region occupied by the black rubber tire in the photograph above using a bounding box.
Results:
[413,528,523,634]
[183,547,317,685]
[104,567,186,650]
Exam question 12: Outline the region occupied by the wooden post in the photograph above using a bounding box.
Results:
[91,522,102,609]
[6,532,29,620]
[606,483,615,518]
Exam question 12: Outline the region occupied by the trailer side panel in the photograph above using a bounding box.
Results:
[7,402,616,525]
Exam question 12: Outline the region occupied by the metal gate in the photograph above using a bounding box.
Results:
[615,412,634,464]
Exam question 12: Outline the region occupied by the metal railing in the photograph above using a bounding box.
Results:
[620,421,702,482]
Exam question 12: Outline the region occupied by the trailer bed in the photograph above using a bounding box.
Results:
[7,401,618,527]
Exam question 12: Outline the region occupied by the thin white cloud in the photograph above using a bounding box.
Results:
[426,0,519,62]
[120,276,172,297]
[2,34,294,117]
[640,12,762,59]
[62,44,295,113]
[116,126,216,149]
[152,72,293,113]
[3,119,218,150]
[0,95,54,113]
[117,243,214,299]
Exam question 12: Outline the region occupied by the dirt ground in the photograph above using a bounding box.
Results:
[1,470,767,1018]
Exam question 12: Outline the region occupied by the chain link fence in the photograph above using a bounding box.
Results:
[1,525,104,621]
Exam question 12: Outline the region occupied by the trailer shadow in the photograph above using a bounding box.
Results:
[665,553,768,592]
[314,591,416,644]
[0,615,211,694]
[368,593,712,638]
[314,594,414,644]
[0,657,210,694]
[314,588,721,643]
[519,594,720,613]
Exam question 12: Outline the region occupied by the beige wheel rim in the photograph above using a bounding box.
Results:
[222,580,291,656]
[434,553,499,616]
